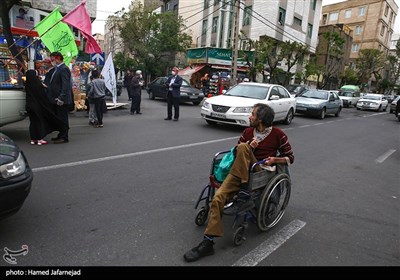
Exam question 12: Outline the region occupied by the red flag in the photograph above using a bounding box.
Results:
[62,0,102,54]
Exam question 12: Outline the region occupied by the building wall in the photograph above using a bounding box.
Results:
[31,0,97,18]
[321,0,398,62]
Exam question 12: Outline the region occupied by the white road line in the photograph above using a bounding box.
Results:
[374,149,396,163]
[32,136,238,172]
[298,125,311,128]
[232,219,306,267]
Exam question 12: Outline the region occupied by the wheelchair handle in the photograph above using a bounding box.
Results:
[250,159,268,172]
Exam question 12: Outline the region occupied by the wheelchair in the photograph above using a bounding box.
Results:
[194,150,291,246]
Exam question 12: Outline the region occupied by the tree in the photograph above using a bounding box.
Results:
[112,0,192,78]
[355,49,385,90]
[254,36,283,84]
[0,0,25,71]
[279,40,309,85]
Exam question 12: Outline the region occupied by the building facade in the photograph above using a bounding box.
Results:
[321,0,398,67]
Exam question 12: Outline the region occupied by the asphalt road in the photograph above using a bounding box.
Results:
[0,89,399,267]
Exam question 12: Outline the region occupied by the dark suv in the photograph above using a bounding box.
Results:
[0,133,33,220]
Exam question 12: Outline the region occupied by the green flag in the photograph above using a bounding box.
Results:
[35,7,78,65]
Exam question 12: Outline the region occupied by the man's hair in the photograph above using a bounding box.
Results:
[91,70,100,79]
[50,52,64,61]
[253,103,275,127]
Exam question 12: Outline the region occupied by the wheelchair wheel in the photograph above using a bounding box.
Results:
[257,173,291,232]
[195,207,209,226]
[233,225,246,246]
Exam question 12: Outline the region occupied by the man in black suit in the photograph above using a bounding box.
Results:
[46,52,72,144]
[164,66,183,121]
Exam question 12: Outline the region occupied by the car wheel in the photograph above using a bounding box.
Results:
[384,105,388,111]
[149,91,155,100]
[378,105,382,111]
[193,101,200,105]
[335,107,341,117]
[206,120,217,125]
[283,108,294,125]
[319,108,326,119]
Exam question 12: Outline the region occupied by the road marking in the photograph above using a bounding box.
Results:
[32,136,238,172]
[375,149,396,163]
[232,219,306,267]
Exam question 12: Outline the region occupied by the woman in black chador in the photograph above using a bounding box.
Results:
[25,70,68,145]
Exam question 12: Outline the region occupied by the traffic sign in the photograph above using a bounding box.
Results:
[91,52,105,66]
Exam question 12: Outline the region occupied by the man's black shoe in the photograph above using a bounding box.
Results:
[164,117,172,120]
[53,139,69,144]
[173,118,178,121]
[51,137,60,141]
[184,239,214,262]
[136,112,142,114]
[223,198,255,216]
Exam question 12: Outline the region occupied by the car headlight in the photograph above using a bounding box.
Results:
[0,153,26,179]
[180,92,188,96]
[202,101,210,110]
[233,107,253,113]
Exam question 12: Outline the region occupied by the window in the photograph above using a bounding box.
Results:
[329,12,338,21]
[344,9,352,18]
[278,8,286,25]
[385,5,389,16]
[322,14,327,25]
[355,26,362,35]
[307,23,313,39]
[294,17,302,26]
[202,20,208,35]
[358,7,365,16]
[242,6,252,26]
[212,17,218,33]
[351,43,360,52]
[204,0,209,9]
[311,0,317,10]
[381,25,385,36]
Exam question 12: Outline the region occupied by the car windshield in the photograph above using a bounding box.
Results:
[224,84,270,99]
[181,79,190,87]
[299,90,328,100]
[363,95,381,100]
[339,91,353,97]
[0,57,24,89]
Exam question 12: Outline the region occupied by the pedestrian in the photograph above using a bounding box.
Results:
[129,70,143,114]
[24,70,68,145]
[201,73,210,96]
[164,66,183,121]
[46,51,73,144]
[124,70,133,101]
[86,70,106,127]
[183,103,294,262]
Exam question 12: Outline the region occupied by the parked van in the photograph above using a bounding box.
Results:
[338,85,361,107]
[0,57,26,127]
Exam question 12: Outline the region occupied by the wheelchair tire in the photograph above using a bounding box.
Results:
[233,225,246,246]
[195,207,209,226]
[257,173,291,232]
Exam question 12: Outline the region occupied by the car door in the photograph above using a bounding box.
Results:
[277,86,293,120]
[153,77,168,99]
[327,92,341,113]
[266,86,284,120]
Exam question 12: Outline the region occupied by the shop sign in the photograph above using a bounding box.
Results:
[187,48,207,64]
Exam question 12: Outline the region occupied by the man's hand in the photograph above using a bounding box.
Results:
[56,98,64,106]
[248,138,259,149]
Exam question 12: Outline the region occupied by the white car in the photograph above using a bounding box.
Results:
[201,82,296,127]
[356,93,389,111]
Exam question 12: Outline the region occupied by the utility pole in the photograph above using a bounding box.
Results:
[231,0,240,86]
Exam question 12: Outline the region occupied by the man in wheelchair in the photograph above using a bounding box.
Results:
[184,103,294,262]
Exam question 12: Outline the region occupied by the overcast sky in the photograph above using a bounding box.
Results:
[92,0,400,34]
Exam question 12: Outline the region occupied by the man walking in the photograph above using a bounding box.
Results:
[46,51,72,144]
[130,70,143,115]
[164,66,182,121]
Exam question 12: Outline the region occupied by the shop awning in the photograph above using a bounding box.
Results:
[178,65,205,76]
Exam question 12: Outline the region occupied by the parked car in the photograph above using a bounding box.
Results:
[285,84,309,97]
[0,57,26,127]
[338,90,361,107]
[295,89,342,119]
[0,132,33,220]
[146,77,204,105]
[389,96,400,113]
[201,82,296,127]
[356,93,388,111]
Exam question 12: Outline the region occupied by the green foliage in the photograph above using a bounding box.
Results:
[355,49,385,83]
[112,0,192,77]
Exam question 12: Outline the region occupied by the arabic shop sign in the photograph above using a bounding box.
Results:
[187,47,254,67]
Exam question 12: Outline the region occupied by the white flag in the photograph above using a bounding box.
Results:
[101,52,117,105]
